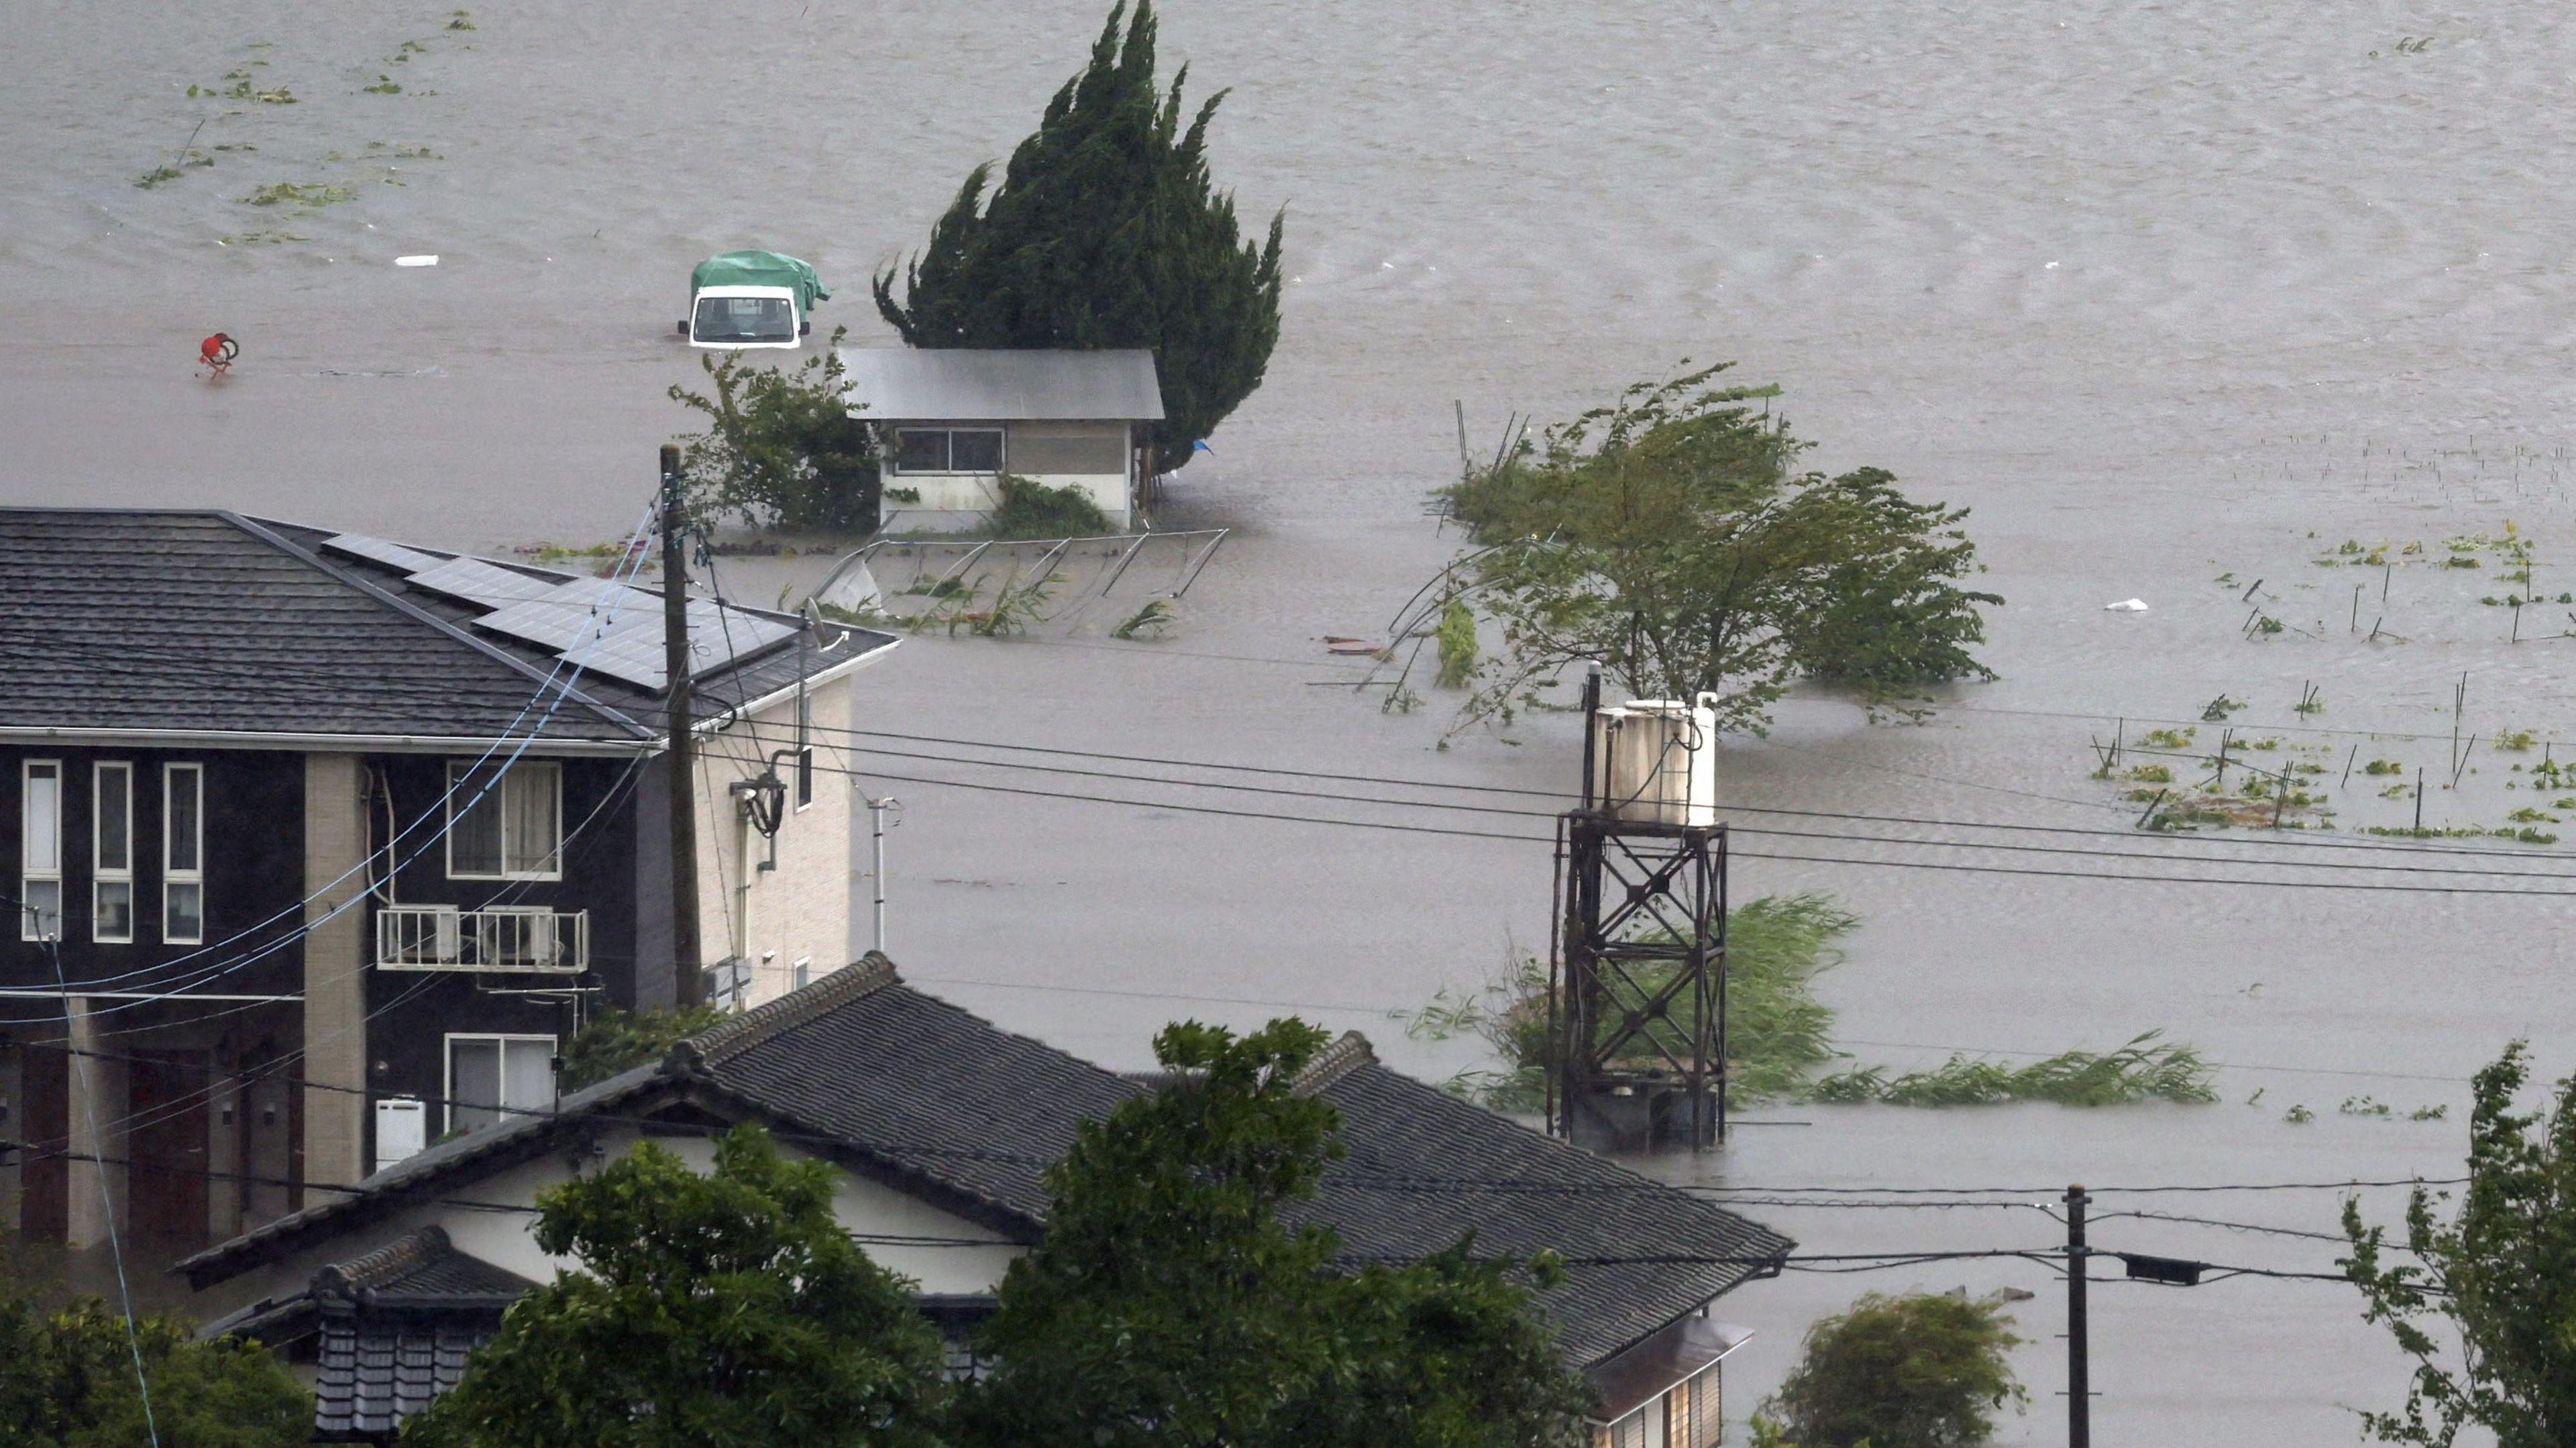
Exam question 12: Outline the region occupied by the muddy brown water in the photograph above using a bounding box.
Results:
[8,1,2573,1439]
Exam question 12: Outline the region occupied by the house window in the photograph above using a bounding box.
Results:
[444,1034,557,1134]
[445,761,562,880]
[20,760,62,941]
[163,763,204,944]
[893,427,1004,474]
[92,762,133,943]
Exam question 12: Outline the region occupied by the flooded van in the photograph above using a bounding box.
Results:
[680,251,828,350]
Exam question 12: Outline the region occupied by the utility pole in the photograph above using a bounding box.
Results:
[867,795,897,954]
[2067,1183,2091,1448]
[661,445,704,1008]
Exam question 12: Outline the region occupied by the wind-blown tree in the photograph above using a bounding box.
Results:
[873,0,1283,469]
[1442,364,1998,732]
[0,1288,311,1448]
[1753,1291,2025,1448]
[403,1125,946,1448]
[957,1019,1588,1448]
[2341,1041,2576,1447]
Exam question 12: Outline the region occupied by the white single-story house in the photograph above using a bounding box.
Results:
[840,348,1164,535]
[180,957,1787,1447]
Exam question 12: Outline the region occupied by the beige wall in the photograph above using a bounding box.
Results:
[303,753,370,1191]
[691,676,857,1009]
[879,419,1134,533]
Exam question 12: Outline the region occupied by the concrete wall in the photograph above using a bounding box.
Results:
[303,754,369,1192]
[692,677,857,1009]
[878,419,1134,534]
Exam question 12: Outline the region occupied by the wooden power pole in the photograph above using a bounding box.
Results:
[2067,1183,2091,1448]
[661,445,704,1007]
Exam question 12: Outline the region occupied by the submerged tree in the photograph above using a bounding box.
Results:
[668,331,878,533]
[1442,364,1998,732]
[873,0,1283,469]
[957,1019,1587,1448]
[2341,1041,2576,1447]
[404,1125,946,1448]
[1754,1291,2025,1448]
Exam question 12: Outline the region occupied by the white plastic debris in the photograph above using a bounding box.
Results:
[394,254,438,267]
[2103,598,2149,612]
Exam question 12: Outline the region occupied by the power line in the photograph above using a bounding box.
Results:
[810,720,2576,865]
[810,759,2576,897]
[822,738,2576,884]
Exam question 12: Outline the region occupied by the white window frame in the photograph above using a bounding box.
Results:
[891,427,1006,476]
[91,761,134,944]
[162,763,205,944]
[443,761,564,881]
[20,759,62,942]
[441,1032,558,1135]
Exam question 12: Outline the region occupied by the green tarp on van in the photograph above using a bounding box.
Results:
[690,251,829,312]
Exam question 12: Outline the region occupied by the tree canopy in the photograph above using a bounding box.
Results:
[2341,1041,2576,1447]
[873,0,1283,466]
[1754,1290,2025,1448]
[957,1018,1589,1448]
[1442,365,1998,732]
[0,1286,310,1448]
[402,1125,947,1448]
[669,332,878,533]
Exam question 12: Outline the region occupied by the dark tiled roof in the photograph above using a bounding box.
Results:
[317,1225,535,1304]
[184,964,1786,1374]
[1293,1037,1796,1365]
[315,1319,493,1440]
[685,957,1138,1227]
[0,508,894,744]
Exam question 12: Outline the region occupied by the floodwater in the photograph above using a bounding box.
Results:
[6,0,2574,1439]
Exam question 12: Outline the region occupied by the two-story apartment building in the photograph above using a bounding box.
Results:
[0,508,896,1253]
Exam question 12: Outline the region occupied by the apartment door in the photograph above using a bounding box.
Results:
[127,1050,211,1247]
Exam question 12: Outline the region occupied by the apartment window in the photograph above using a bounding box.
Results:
[446,761,562,880]
[91,762,134,943]
[20,761,62,940]
[444,1034,557,1134]
[893,427,1004,475]
[164,763,204,944]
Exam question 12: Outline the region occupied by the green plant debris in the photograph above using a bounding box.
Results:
[2506,807,2558,824]
[364,75,404,94]
[2140,727,2195,748]
[2342,1095,2394,1118]
[449,8,478,27]
[2411,1103,2449,1121]
[1807,1034,2215,1107]
[1110,599,1175,641]
[2446,556,2481,569]
[2494,728,2538,751]
[215,229,307,245]
[132,150,215,188]
[2286,1103,2316,1123]
[388,40,429,62]
[241,181,354,207]
[2363,759,2404,775]
[189,78,298,103]
[1435,598,1478,689]
[2202,695,2246,720]
[2126,765,2174,783]
[1407,896,2213,1109]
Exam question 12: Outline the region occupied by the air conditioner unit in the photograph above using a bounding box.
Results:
[374,1096,427,1175]
[1591,694,1719,827]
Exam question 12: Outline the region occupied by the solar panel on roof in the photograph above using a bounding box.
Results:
[323,534,448,574]
[405,557,566,608]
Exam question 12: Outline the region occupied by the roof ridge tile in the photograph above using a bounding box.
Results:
[683,952,900,1067]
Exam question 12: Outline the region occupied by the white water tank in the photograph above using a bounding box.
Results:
[1591,694,1719,826]
[374,1096,426,1176]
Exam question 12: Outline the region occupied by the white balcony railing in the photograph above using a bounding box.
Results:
[376,905,588,974]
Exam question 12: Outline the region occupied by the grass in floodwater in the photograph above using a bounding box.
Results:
[1807,1033,2216,1107]
[241,181,354,208]
[1401,895,2214,1110]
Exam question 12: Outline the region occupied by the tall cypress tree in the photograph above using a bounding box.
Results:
[873,0,1283,469]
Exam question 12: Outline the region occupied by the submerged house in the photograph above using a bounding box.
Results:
[0,508,896,1254]
[841,347,1164,534]
[182,958,1788,1447]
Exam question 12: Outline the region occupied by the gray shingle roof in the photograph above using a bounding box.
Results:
[0,509,896,746]
[838,347,1164,421]
[315,1319,493,1439]
[182,962,1787,1374]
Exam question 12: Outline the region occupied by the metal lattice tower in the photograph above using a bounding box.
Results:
[1548,670,1729,1151]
